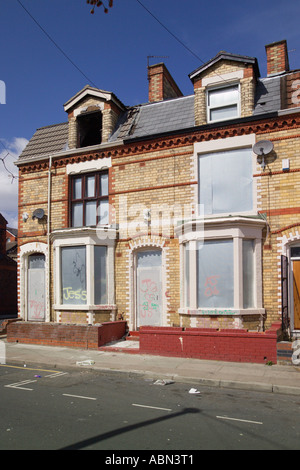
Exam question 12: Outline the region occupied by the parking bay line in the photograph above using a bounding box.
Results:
[132,403,172,412]
[63,393,97,401]
[216,415,263,425]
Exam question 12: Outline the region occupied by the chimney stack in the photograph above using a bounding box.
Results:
[148,63,183,103]
[265,40,289,76]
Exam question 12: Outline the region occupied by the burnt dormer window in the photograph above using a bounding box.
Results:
[77,111,102,148]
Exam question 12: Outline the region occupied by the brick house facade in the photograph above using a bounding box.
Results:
[14,40,300,344]
[0,214,17,318]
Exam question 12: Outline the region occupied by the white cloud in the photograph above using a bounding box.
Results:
[0,137,28,228]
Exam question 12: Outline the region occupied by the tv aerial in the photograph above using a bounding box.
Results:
[253,140,274,171]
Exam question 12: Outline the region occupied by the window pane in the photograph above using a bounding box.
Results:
[28,254,45,269]
[185,243,190,307]
[72,203,83,227]
[85,201,97,226]
[61,246,86,305]
[98,199,109,224]
[199,148,253,215]
[86,175,95,198]
[243,239,255,308]
[209,85,239,107]
[197,240,234,308]
[94,246,107,304]
[73,178,82,199]
[137,250,162,268]
[291,246,300,258]
[210,105,238,121]
[100,172,108,196]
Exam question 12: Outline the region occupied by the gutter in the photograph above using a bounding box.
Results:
[47,155,52,323]
[15,139,124,167]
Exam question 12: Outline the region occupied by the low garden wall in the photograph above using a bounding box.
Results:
[6,320,127,350]
[139,323,282,364]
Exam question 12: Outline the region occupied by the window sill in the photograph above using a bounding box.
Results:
[179,308,265,316]
[53,304,117,311]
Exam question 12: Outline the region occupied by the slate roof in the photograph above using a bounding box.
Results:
[110,95,195,142]
[17,74,283,164]
[253,76,281,115]
[18,122,69,163]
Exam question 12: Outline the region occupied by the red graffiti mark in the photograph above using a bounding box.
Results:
[204,275,220,297]
[140,278,158,294]
[29,300,45,319]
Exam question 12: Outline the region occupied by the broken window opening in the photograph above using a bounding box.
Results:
[77,111,102,148]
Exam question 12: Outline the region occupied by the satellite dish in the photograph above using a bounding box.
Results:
[32,208,45,220]
[253,140,274,170]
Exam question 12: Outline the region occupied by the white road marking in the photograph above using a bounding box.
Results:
[216,415,263,425]
[5,379,37,391]
[132,403,172,412]
[63,393,97,401]
[44,372,68,378]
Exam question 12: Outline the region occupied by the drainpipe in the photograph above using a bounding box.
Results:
[47,155,52,322]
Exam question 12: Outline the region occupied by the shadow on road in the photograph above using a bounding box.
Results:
[60,407,200,450]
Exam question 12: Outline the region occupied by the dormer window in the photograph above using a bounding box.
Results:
[207,84,240,122]
[77,111,102,148]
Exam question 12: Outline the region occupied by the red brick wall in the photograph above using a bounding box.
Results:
[7,321,127,350]
[139,324,281,364]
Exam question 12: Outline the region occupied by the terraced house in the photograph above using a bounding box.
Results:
[13,40,300,360]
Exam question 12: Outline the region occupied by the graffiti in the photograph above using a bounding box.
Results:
[63,287,87,302]
[139,278,160,320]
[204,275,220,297]
[292,340,300,365]
[28,300,45,319]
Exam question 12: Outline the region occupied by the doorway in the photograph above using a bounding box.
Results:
[292,260,300,330]
[27,254,46,321]
[136,249,162,328]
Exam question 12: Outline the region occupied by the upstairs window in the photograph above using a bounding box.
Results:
[77,111,102,148]
[198,148,253,215]
[207,84,240,122]
[70,171,109,227]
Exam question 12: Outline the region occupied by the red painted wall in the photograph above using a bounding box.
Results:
[139,324,281,364]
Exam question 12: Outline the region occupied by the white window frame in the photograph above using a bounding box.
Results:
[206,82,240,123]
[52,227,116,311]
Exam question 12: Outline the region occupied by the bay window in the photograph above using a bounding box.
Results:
[52,228,116,311]
[177,217,266,317]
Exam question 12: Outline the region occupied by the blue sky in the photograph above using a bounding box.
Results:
[1,0,300,227]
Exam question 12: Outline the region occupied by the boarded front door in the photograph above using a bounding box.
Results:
[28,254,45,321]
[136,250,162,327]
[293,260,300,330]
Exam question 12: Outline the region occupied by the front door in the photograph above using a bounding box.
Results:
[136,250,162,327]
[293,260,300,330]
[27,254,46,321]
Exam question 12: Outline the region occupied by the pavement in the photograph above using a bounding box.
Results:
[1,337,300,396]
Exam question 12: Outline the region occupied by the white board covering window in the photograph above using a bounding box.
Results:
[94,246,107,305]
[199,148,253,215]
[61,246,87,305]
[197,240,234,308]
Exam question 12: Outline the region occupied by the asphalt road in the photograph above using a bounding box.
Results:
[0,363,300,452]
